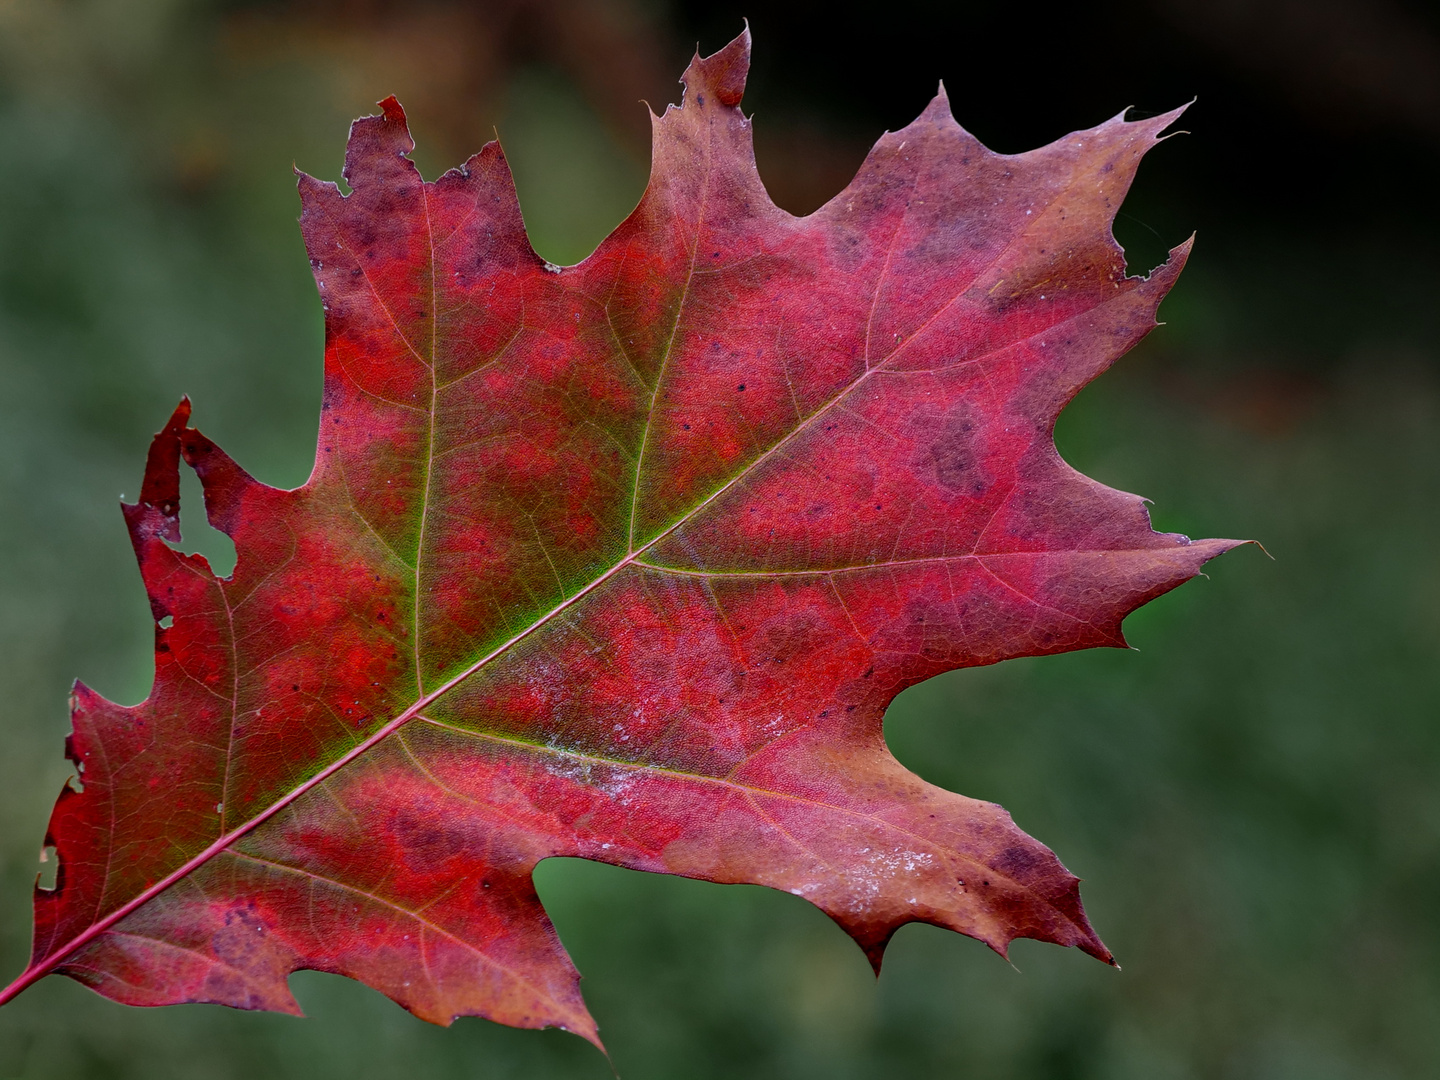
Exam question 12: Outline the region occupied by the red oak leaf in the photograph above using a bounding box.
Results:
[2,30,1240,1044]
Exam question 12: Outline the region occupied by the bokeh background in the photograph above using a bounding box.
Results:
[0,0,1437,1076]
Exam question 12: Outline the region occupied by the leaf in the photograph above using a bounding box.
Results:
[1,30,1240,1043]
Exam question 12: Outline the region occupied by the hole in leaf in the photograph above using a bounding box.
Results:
[63,757,85,794]
[37,846,58,892]
[177,459,237,577]
[158,615,174,629]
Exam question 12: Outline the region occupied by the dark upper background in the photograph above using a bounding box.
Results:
[0,1,1436,1078]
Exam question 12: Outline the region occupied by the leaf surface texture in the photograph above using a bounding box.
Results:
[5,31,1239,1041]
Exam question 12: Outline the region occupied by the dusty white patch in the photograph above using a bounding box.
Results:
[841,848,938,911]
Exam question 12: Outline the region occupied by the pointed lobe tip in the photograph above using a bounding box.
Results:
[342,96,416,190]
[685,27,751,108]
[377,95,406,124]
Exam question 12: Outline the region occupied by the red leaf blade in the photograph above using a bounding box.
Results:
[4,29,1241,1042]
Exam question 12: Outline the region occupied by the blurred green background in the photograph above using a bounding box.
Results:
[0,0,1437,1076]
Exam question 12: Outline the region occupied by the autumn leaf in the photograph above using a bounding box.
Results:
[1,30,1240,1044]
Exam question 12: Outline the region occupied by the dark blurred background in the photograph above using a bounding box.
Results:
[1,0,1437,1076]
